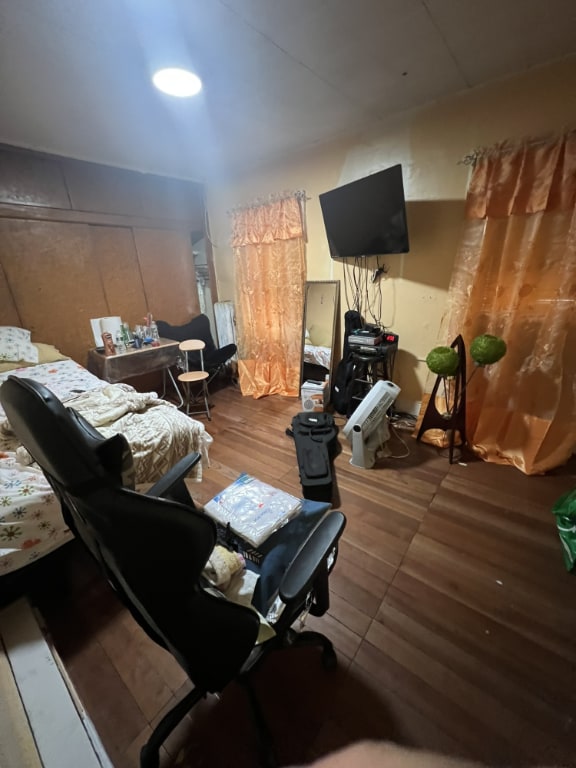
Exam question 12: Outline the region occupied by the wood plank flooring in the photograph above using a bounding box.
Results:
[30,384,576,767]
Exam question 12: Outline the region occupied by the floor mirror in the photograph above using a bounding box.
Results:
[301,280,340,388]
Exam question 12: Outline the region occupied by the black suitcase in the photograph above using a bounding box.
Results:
[290,412,339,503]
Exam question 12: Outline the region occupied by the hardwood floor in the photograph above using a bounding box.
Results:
[31,384,576,767]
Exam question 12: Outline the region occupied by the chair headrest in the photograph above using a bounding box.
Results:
[0,376,111,491]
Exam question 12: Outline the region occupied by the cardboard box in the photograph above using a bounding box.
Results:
[301,379,328,411]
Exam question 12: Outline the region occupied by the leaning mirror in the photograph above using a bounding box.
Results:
[301,280,340,387]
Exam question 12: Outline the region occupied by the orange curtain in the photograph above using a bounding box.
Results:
[230,194,306,398]
[439,130,576,474]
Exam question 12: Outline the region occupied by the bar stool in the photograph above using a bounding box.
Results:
[349,344,397,415]
[177,340,211,420]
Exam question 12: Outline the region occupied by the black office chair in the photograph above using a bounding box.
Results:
[157,314,237,387]
[0,376,346,768]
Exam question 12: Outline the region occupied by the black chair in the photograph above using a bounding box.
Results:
[157,314,237,387]
[0,376,346,768]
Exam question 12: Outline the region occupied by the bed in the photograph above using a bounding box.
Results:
[303,342,331,370]
[303,327,332,370]
[0,333,212,578]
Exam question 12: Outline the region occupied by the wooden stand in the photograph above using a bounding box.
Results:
[416,335,467,464]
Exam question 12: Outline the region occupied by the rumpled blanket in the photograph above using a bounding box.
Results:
[1,384,212,484]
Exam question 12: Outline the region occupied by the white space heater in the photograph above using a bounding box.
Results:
[342,380,401,469]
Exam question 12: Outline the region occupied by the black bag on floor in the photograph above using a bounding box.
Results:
[290,412,339,503]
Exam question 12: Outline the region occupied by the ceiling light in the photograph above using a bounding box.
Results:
[152,68,202,98]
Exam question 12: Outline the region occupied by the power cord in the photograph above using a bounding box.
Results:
[387,424,411,459]
[389,410,417,431]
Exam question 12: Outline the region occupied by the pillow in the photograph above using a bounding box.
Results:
[0,342,67,372]
[0,326,31,343]
[0,331,38,364]
[17,340,39,363]
[308,324,332,348]
[35,342,69,364]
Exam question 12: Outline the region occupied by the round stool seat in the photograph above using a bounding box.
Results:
[179,339,205,353]
[178,370,209,383]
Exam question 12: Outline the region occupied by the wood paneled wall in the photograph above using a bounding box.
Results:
[0,144,205,364]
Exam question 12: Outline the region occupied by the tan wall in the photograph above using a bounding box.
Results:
[206,54,576,411]
[0,146,205,364]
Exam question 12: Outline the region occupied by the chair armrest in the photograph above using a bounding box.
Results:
[146,452,201,505]
[278,510,346,606]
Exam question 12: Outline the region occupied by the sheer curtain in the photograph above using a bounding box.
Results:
[230,193,306,399]
[440,130,576,474]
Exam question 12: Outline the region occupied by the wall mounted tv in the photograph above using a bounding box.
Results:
[319,163,409,259]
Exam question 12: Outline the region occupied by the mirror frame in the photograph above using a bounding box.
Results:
[300,280,340,389]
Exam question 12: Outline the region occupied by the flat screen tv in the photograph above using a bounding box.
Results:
[319,164,409,259]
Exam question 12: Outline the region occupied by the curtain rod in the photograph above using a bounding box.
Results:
[458,125,576,166]
[228,189,309,215]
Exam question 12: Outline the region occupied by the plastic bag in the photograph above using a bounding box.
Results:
[552,488,576,571]
[204,473,302,548]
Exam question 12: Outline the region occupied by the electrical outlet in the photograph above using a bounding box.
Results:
[371,266,388,283]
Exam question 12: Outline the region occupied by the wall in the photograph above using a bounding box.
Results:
[206,54,576,413]
[0,145,205,364]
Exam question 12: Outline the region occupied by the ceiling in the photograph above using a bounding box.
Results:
[0,0,575,182]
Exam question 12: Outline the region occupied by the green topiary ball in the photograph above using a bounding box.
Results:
[426,346,460,377]
[470,334,507,366]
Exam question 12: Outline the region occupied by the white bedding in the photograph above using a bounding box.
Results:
[0,359,212,576]
[303,342,331,369]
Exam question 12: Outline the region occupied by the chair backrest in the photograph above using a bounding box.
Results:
[0,376,260,691]
[157,315,217,355]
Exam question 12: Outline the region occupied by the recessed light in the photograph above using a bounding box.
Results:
[152,68,202,97]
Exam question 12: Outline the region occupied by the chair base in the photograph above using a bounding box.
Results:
[139,629,336,768]
[140,686,206,768]
[284,628,337,668]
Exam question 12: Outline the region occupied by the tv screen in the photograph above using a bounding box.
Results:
[319,164,409,259]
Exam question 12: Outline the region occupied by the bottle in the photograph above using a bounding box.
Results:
[102,332,116,356]
[143,316,153,343]
[150,321,160,347]
[121,322,132,346]
[115,330,126,353]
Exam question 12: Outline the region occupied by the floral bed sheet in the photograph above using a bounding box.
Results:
[0,452,71,577]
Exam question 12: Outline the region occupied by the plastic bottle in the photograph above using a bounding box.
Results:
[150,321,160,347]
[115,330,126,353]
[121,322,132,346]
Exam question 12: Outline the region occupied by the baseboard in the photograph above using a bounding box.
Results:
[0,597,112,768]
[395,397,421,418]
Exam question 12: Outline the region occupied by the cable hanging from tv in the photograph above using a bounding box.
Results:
[342,255,385,327]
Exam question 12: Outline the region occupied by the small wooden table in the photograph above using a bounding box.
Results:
[86,338,181,384]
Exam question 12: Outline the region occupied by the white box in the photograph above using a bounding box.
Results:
[301,379,328,411]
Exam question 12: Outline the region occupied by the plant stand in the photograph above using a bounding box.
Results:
[416,335,467,464]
